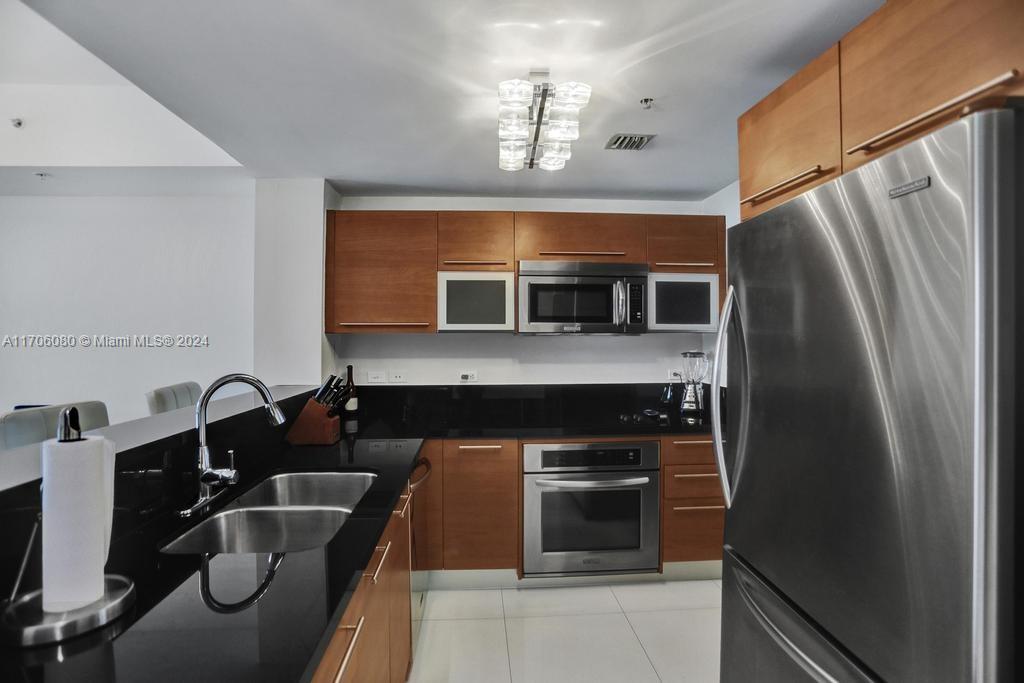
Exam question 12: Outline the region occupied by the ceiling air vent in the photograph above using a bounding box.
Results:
[605,133,656,151]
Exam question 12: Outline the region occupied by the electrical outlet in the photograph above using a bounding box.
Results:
[388,370,408,383]
[367,370,387,383]
[459,370,479,382]
[668,369,683,381]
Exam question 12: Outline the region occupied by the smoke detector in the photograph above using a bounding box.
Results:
[604,133,656,151]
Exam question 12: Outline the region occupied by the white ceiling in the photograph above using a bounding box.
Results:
[23,0,881,200]
[1,0,239,170]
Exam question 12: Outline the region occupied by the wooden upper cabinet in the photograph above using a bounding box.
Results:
[437,212,514,271]
[514,212,646,263]
[646,215,725,273]
[442,439,518,570]
[738,44,842,220]
[841,0,1024,171]
[328,211,437,333]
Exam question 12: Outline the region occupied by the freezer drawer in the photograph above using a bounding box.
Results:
[721,549,875,683]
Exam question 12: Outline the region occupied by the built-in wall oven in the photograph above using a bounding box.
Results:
[523,441,660,576]
[518,261,647,334]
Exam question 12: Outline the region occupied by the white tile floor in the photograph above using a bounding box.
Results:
[409,580,722,683]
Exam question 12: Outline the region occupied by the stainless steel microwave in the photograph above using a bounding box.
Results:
[518,261,647,334]
[647,272,719,332]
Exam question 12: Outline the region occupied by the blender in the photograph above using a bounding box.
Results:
[679,351,709,423]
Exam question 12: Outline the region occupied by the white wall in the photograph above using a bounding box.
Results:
[701,180,740,228]
[253,178,327,386]
[328,333,708,386]
[0,190,256,424]
[324,194,725,385]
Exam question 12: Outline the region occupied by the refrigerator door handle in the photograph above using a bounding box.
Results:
[711,284,735,508]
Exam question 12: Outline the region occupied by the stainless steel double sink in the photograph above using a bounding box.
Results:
[161,472,377,555]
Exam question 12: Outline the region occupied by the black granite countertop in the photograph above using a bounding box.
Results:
[0,382,716,682]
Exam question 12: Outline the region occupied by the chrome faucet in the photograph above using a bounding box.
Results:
[179,373,286,517]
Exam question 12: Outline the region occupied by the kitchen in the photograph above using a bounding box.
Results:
[0,0,1020,681]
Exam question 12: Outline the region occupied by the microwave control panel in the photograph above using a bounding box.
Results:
[628,283,645,324]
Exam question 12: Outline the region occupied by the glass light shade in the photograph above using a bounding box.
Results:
[498,105,530,140]
[499,140,527,161]
[554,81,591,108]
[543,142,571,161]
[538,156,566,171]
[498,79,534,107]
[546,106,579,141]
[499,156,524,171]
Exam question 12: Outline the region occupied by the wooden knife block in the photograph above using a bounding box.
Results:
[285,398,341,446]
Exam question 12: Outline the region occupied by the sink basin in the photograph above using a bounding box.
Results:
[233,472,377,509]
[161,507,351,554]
[161,471,377,555]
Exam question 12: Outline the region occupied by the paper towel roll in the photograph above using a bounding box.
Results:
[41,435,115,613]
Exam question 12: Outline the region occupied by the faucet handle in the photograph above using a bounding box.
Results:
[228,449,235,470]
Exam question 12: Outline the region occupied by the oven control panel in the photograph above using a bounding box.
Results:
[523,441,660,473]
[542,447,641,469]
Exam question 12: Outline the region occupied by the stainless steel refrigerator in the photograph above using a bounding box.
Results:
[711,109,1017,682]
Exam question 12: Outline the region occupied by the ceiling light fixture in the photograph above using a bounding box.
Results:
[496,78,591,171]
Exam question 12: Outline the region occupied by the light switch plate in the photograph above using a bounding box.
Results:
[367,370,387,383]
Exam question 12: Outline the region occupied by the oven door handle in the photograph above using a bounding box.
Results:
[534,476,650,489]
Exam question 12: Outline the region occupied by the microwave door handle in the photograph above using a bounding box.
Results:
[610,282,620,326]
[535,477,650,489]
[614,281,626,326]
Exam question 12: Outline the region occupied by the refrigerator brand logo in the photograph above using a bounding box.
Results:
[889,176,931,199]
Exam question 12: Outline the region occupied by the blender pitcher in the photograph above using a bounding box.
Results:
[679,351,709,420]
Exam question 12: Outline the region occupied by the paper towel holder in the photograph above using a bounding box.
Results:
[1,512,136,647]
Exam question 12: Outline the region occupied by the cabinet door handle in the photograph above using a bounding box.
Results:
[671,440,713,445]
[393,494,412,518]
[655,262,715,267]
[846,69,1019,155]
[408,457,433,492]
[673,473,719,479]
[337,322,430,327]
[672,505,726,511]
[457,444,503,450]
[741,165,824,205]
[332,616,365,683]
[364,541,392,584]
[442,260,508,265]
[538,250,626,256]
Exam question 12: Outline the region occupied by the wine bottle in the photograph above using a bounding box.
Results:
[343,364,358,413]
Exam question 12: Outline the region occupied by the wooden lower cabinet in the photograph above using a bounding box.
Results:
[313,491,413,683]
[442,438,518,569]
[662,505,726,562]
[660,436,725,563]
[387,493,413,683]
[410,440,444,571]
